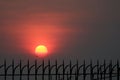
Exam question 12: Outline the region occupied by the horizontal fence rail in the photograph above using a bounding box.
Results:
[0,60,120,80]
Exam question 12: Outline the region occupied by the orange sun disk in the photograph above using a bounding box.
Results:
[35,45,48,57]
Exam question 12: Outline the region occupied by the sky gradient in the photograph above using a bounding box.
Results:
[0,0,120,61]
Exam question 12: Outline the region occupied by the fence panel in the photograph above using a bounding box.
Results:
[0,60,120,80]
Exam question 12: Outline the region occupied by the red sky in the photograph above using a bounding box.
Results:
[0,0,120,60]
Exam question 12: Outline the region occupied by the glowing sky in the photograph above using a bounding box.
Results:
[0,0,120,60]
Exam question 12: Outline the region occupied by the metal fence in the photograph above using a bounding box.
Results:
[0,60,120,80]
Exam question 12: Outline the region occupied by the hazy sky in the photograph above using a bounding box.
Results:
[0,0,120,61]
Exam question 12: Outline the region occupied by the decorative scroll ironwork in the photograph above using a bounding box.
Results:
[0,60,120,80]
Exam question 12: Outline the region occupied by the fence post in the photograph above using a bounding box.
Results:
[103,60,106,80]
[27,60,30,80]
[19,60,22,80]
[70,60,72,80]
[109,60,112,80]
[55,60,58,80]
[35,60,37,80]
[63,60,65,80]
[48,60,51,80]
[83,60,86,80]
[42,60,45,80]
[90,60,94,80]
[97,60,99,80]
[75,60,79,80]
[117,60,119,80]
[12,60,14,80]
[4,60,6,80]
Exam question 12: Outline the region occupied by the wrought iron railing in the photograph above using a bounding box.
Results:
[0,60,120,80]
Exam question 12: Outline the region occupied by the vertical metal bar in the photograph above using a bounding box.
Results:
[97,60,99,80]
[117,60,119,80]
[75,60,79,80]
[55,60,58,80]
[20,60,22,80]
[42,60,44,80]
[70,60,72,80]
[90,60,93,80]
[27,60,30,80]
[12,60,14,80]
[4,60,6,80]
[74,70,77,80]
[48,60,51,80]
[83,60,86,80]
[35,60,37,80]
[104,60,106,80]
[63,60,65,80]
[109,60,112,80]
[100,65,102,80]
[58,73,60,80]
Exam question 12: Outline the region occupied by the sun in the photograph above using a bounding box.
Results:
[35,45,48,57]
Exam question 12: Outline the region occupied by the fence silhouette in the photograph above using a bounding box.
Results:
[0,60,120,80]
